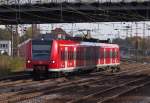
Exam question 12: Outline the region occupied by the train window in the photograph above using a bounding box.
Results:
[68,50,70,60]
[105,50,109,58]
[104,49,106,58]
[68,50,73,60]
[82,48,85,60]
[89,47,92,60]
[115,51,118,58]
[91,47,94,60]
[70,51,72,60]
[108,50,110,58]
[83,48,84,60]
[68,50,71,60]
[61,50,65,60]
[85,47,89,60]
[83,48,86,60]
[81,48,84,60]
[72,51,74,60]
[70,50,72,60]
[74,48,77,60]
[32,40,52,60]
[92,47,94,60]
[80,47,83,60]
[112,51,114,58]
[85,48,89,60]
[65,49,68,60]
[78,48,80,60]
[114,51,117,58]
[80,48,82,60]
[77,48,80,60]
[110,50,112,58]
[100,50,104,58]
[96,47,100,59]
[76,50,78,60]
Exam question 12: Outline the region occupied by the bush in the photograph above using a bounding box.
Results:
[0,56,25,77]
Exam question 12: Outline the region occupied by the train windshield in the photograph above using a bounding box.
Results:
[32,40,52,60]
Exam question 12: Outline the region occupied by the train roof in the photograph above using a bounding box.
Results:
[57,40,119,48]
[18,39,31,47]
[31,36,119,48]
[80,42,119,48]
[33,33,110,44]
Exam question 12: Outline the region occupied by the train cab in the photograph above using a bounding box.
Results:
[26,39,53,75]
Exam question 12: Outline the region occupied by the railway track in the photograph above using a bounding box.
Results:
[0,62,141,93]
[69,77,150,103]
[0,63,149,103]
[0,72,30,81]
[0,63,144,90]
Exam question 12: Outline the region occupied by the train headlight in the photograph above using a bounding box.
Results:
[51,60,55,64]
[27,60,31,64]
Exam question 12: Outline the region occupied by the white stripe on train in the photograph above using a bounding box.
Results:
[26,63,120,72]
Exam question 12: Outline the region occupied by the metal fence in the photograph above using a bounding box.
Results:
[0,0,149,5]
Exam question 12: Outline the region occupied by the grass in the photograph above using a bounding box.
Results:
[0,55,25,77]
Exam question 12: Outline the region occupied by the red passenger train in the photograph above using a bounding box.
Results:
[25,36,120,78]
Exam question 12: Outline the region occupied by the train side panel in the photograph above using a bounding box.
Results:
[27,39,120,75]
[49,40,59,70]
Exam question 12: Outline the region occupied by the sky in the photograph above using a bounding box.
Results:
[1,21,150,41]
[37,21,150,40]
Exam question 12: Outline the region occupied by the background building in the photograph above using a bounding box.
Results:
[0,40,11,56]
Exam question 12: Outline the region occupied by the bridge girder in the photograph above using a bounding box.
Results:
[0,2,150,24]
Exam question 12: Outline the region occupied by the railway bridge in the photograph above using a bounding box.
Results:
[0,0,150,24]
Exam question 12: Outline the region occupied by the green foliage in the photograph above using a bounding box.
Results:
[0,28,11,40]
[25,27,33,38]
[20,26,40,43]
[20,27,32,43]
[9,57,25,72]
[0,56,25,77]
[113,36,150,50]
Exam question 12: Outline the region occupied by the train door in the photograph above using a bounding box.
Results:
[60,46,65,69]
[67,47,74,68]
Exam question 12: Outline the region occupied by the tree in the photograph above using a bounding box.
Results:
[20,26,40,43]
[0,28,11,40]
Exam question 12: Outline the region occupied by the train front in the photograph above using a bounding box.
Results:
[26,39,53,77]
